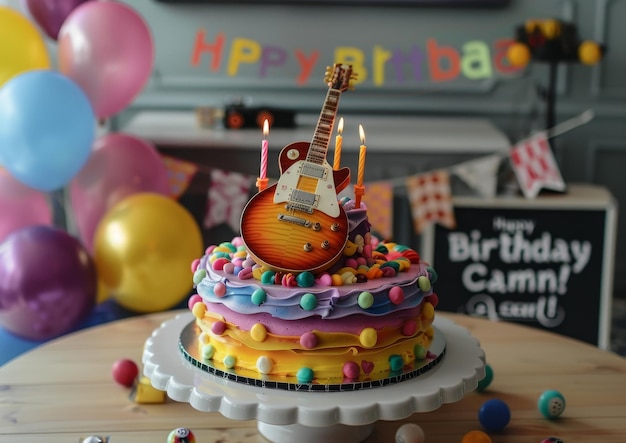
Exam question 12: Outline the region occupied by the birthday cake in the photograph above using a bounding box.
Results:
[182,64,442,388]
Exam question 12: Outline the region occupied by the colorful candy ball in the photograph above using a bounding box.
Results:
[478,398,511,432]
[538,389,566,419]
[112,358,139,387]
[395,423,425,443]
[167,427,196,443]
[541,438,564,443]
[476,363,493,392]
[461,430,492,443]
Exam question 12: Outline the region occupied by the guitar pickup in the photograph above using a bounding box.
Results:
[289,189,319,207]
[298,162,328,180]
[278,213,311,227]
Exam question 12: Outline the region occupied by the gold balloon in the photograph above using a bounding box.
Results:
[0,7,51,87]
[93,193,203,313]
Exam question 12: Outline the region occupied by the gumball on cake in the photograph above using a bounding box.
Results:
[181,64,445,389]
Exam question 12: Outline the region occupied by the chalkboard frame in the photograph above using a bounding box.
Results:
[420,192,617,349]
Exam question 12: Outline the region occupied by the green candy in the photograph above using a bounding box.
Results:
[299,293,318,311]
[251,288,267,306]
[193,268,207,285]
[358,291,374,309]
[261,271,275,284]
[296,271,315,287]
[296,367,314,383]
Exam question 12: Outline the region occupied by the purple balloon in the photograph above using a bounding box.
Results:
[0,168,52,244]
[0,226,97,341]
[23,0,91,40]
[69,133,170,251]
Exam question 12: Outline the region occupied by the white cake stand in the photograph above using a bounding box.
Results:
[143,313,485,443]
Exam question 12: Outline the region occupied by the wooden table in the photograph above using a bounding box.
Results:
[1,310,625,442]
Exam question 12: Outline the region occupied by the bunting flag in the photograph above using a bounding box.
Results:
[451,154,502,199]
[364,181,394,240]
[509,132,566,198]
[161,155,199,198]
[405,170,456,234]
[203,169,253,232]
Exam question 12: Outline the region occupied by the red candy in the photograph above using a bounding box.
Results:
[426,292,439,308]
[112,358,139,387]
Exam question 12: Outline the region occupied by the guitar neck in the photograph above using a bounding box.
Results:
[306,88,342,165]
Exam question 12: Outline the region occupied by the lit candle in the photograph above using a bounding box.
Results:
[333,117,344,171]
[260,119,269,180]
[354,124,367,208]
[357,125,366,187]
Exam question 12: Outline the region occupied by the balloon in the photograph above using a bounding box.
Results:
[93,193,203,313]
[0,70,96,192]
[0,226,97,341]
[23,0,92,41]
[69,133,170,251]
[0,6,51,88]
[58,2,154,118]
[0,168,52,244]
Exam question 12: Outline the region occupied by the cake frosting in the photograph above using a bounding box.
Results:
[186,198,440,386]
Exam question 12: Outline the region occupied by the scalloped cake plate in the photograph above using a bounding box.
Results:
[143,313,485,443]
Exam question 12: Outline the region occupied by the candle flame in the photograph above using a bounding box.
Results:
[337,117,344,135]
[359,124,366,145]
[263,119,269,138]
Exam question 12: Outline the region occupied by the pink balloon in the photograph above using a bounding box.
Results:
[23,0,92,40]
[69,133,170,250]
[0,168,52,244]
[57,2,154,118]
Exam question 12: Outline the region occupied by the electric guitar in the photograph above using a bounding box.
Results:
[240,64,356,274]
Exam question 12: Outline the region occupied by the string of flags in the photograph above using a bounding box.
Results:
[160,110,592,236]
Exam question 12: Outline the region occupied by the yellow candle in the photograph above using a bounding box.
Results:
[333,117,344,171]
[357,124,366,186]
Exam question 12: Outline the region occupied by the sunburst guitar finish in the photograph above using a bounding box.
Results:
[240,64,356,274]
[241,142,350,274]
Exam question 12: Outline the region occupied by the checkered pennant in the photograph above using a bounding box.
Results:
[510,133,566,198]
[405,170,456,234]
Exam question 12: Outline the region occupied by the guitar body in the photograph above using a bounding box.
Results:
[240,64,356,274]
[241,181,348,274]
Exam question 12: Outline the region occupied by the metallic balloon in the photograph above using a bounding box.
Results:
[94,193,203,313]
[0,226,97,340]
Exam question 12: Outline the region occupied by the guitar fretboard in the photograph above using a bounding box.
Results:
[306,89,341,165]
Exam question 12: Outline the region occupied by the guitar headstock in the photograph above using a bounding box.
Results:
[325,64,358,92]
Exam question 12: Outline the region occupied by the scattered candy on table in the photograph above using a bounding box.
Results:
[476,363,493,392]
[461,430,492,443]
[167,427,196,443]
[129,375,167,404]
[538,389,566,419]
[395,423,425,443]
[111,358,139,387]
[478,398,511,432]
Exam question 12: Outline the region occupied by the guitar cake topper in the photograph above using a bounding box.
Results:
[240,63,357,274]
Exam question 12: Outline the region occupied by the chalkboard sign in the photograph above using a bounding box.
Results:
[422,188,616,348]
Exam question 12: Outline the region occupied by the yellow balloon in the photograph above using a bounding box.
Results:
[0,7,51,87]
[579,41,602,66]
[507,42,531,68]
[93,193,203,313]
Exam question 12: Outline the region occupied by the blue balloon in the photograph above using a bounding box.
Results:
[0,70,95,191]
